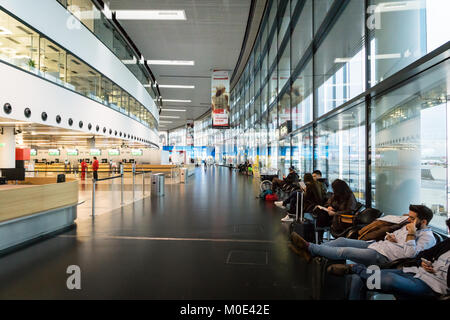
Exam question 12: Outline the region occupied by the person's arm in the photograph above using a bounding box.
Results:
[401,229,436,258]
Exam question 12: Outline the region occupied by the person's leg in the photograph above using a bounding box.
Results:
[283,191,297,207]
[322,237,370,248]
[353,266,436,298]
[347,274,367,300]
[308,244,383,266]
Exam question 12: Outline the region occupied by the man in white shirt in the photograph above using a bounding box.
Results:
[328,219,450,300]
[290,205,436,266]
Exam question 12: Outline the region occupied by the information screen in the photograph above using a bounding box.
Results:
[90,149,101,156]
[48,149,60,156]
[67,149,78,156]
[131,149,143,156]
[108,149,120,156]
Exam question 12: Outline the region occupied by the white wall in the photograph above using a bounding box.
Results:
[0,61,158,145]
[160,150,170,165]
[0,0,158,121]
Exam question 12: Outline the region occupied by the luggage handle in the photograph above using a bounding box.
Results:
[296,190,304,222]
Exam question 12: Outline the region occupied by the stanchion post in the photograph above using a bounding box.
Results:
[142,172,145,196]
[120,164,124,205]
[92,178,96,217]
[132,163,135,200]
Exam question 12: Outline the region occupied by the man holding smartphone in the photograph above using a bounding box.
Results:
[328,219,450,299]
[291,205,436,265]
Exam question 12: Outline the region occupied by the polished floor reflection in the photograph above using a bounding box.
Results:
[0,167,344,299]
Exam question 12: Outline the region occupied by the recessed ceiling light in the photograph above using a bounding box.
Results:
[115,10,186,20]
[159,120,173,124]
[161,109,186,112]
[162,99,191,103]
[156,85,195,89]
[147,60,194,66]
[160,116,180,119]
[0,26,12,35]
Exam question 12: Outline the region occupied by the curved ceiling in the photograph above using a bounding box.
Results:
[108,0,254,131]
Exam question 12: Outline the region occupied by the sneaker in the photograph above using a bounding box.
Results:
[281,214,294,222]
[274,201,286,209]
[326,264,353,276]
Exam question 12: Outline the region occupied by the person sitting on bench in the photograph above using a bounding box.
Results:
[271,166,299,192]
[313,179,358,242]
[312,170,328,200]
[289,205,436,265]
[327,218,450,300]
[275,173,325,223]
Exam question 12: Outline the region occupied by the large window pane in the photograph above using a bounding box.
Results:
[314,0,365,117]
[292,127,313,174]
[269,67,278,105]
[278,86,290,125]
[292,59,313,130]
[278,137,291,177]
[278,0,290,47]
[314,0,334,34]
[291,0,312,69]
[278,40,290,93]
[316,103,366,202]
[369,0,450,86]
[371,60,449,232]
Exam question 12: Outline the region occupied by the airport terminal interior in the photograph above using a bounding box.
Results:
[0,0,449,303]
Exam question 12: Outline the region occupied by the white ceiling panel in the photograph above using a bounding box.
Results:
[109,0,252,130]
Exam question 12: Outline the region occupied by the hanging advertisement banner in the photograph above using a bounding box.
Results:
[186,120,194,146]
[211,70,230,128]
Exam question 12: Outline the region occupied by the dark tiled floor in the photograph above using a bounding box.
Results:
[0,167,345,299]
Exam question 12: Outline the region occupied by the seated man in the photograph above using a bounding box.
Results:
[290,205,436,266]
[312,170,328,200]
[328,218,450,300]
[272,166,299,192]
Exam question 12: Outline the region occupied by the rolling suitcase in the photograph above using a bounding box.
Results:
[289,191,315,242]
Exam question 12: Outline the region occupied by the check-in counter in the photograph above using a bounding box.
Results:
[0,177,78,254]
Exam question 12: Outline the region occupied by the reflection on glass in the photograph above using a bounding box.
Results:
[291,0,312,68]
[292,59,313,130]
[278,138,291,177]
[371,60,449,231]
[314,0,334,34]
[292,128,313,175]
[278,86,290,126]
[278,40,290,93]
[316,103,366,202]
[314,0,365,117]
[369,0,450,86]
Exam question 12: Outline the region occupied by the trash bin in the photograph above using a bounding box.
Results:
[151,173,165,196]
[180,168,188,184]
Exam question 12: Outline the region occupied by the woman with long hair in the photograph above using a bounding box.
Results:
[314,179,357,241]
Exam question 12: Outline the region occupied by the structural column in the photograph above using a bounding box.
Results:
[0,127,16,168]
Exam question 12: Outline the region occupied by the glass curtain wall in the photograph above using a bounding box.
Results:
[224,0,450,232]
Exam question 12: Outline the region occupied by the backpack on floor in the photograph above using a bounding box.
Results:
[259,189,273,199]
[265,193,279,201]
